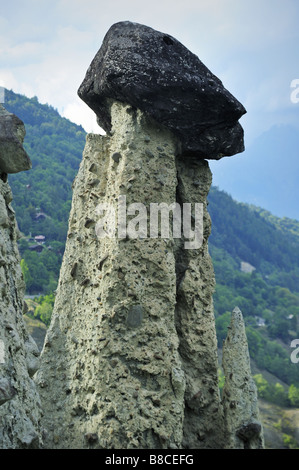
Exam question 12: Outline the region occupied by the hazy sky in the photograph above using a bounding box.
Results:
[1,0,298,141]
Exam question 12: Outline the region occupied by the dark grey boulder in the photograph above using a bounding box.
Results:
[78,21,246,159]
[0,105,32,174]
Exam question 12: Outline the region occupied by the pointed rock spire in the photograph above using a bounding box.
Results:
[222,307,264,449]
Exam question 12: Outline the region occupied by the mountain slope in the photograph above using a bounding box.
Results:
[4,89,86,292]
[5,89,85,240]
[208,186,299,292]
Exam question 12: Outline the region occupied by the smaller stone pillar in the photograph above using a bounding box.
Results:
[175,157,225,448]
[222,307,264,449]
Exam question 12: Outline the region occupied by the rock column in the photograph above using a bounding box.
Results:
[0,104,42,448]
[222,307,264,449]
[36,102,188,449]
[175,157,225,448]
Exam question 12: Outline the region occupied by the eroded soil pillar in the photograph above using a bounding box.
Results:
[175,157,225,448]
[36,102,188,449]
[0,105,41,449]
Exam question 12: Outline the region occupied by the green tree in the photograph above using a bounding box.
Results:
[34,302,52,326]
[272,383,289,406]
[34,293,55,326]
[20,258,32,288]
[253,374,270,399]
[218,368,225,393]
[282,434,299,449]
[215,311,231,345]
[288,384,299,407]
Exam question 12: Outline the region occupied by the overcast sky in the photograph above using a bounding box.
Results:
[1,0,298,142]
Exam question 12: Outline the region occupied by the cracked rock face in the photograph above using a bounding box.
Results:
[0,180,42,448]
[0,105,41,449]
[78,21,246,159]
[222,307,264,449]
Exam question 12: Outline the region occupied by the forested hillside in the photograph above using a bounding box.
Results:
[5,89,85,292]
[4,90,299,427]
[208,188,299,392]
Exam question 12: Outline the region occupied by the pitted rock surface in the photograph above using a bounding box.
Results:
[222,307,264,449]
[0,141,42,449]
[0,105,31,174]
[35,101,224,449]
